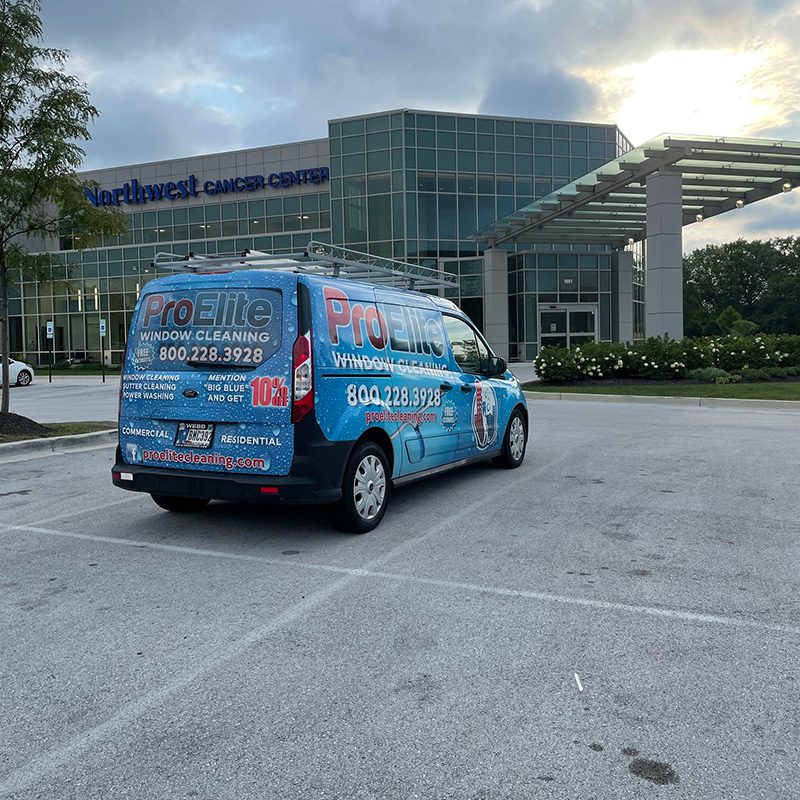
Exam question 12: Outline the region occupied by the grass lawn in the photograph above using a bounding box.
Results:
[0,421,116,445]
[523,382,800,401]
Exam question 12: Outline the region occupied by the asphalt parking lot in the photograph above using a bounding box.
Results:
[6,377,119,423]
[1,398,798,799]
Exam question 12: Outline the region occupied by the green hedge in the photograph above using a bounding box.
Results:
[534,334,800,383]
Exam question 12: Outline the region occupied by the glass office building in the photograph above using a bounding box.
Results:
[7,109,633,366]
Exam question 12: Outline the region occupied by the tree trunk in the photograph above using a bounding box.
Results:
[0,253,10,414]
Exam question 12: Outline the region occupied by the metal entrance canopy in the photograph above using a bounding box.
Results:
[473,133,800,247]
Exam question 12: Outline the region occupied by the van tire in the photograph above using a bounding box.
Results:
[333,442,391,533]
[151,494,211,513]
[494,409,527,469]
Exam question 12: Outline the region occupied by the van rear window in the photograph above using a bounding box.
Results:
[128,288,282,371]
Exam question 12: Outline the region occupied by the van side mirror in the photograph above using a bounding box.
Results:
[487,355,507,377]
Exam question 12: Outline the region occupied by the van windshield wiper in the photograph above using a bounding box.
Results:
[185,359,257,370]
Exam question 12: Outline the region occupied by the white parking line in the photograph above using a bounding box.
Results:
[36,494,142,525]
[10,522,800,638]
[0,459,551,797]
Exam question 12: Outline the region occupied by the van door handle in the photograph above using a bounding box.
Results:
[461,384,473,393]
[440,382,453,392]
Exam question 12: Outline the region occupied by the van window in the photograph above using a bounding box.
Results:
[444,315,489,374]
[129,288,282,371]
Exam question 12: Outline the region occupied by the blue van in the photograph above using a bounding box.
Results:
[112,245,528,532]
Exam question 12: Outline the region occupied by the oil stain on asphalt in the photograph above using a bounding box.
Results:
[622,747,679,785]
[629,757,680,785]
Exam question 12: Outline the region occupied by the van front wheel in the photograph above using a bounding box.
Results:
[494,410,527,469]
[333,442,390,533]
[151,495,210,513]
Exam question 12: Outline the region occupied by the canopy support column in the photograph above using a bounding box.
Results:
[645,170,684,339]
[612,250,634,343]
[483,248,509,360]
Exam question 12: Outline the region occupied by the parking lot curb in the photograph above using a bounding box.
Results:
[523,390,800,410]
[0,429,117,462]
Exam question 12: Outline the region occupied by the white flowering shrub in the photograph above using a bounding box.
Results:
[534,346,580,381]
[533,334,800,383]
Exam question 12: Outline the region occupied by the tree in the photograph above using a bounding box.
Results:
[683,237,800,336]
[716,305,743,334]
[0,0,124,414]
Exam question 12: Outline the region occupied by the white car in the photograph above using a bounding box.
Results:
[1,356,35,386]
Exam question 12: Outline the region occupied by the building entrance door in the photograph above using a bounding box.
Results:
[539,306,598,350]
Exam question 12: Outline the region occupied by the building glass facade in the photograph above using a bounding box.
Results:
[7,109,633,366]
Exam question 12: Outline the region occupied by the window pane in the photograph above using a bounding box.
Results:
[457,132,476,150]
[438,150,456,171]
[444,315,481,373]
[541,311,566,334]
[341,119,365,135]
[365,115,389,132]
[476,133,494,152]
[367,150,390,172]
[458,194,477,239]
[580,271,598,291]
[366,131,390,150]
[539,270,557,292]
[342,153,365,175]
[367,173,391,193]
[457,151,476,171]
[438,194,457,239]
[368,194,392,241]
[438,172,456,193]
[418,193,437,239]
[342,135,365,154]
[437,130,456,149]
[344,197,367,242]
[416,171,436,191]
[417,148,436,169]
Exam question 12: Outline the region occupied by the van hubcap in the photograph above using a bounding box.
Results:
[354,455,386,520]
[18,371,31,386]
[509,417,525,461]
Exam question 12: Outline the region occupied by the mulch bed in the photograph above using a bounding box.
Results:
[0,412,50,439]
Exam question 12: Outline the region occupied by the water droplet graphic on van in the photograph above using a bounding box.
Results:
[291,292,298,306]
[272,426,281,437]
[261,453,271,471]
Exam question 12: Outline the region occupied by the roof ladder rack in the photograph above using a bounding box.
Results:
[152,241,456,291]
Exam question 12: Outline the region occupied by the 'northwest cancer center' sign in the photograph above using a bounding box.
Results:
[84,168,330,208]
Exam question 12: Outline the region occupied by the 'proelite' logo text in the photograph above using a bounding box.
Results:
[142,292,272,329]
[324,287,445,357]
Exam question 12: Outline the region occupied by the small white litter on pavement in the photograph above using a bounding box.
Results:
[574,673,584,692]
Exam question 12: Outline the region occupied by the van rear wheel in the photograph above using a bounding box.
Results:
[333,442,390,533]
[151,494,210,513]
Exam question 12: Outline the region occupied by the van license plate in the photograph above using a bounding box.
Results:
[174,422,215,449]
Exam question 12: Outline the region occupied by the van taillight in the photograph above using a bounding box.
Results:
[291,330,313,423]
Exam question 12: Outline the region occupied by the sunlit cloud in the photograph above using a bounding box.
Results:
[578,44,799,145]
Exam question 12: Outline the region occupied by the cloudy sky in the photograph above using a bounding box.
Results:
[41,0,800,251]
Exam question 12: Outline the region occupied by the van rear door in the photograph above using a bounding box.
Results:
[119,272,296,476]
